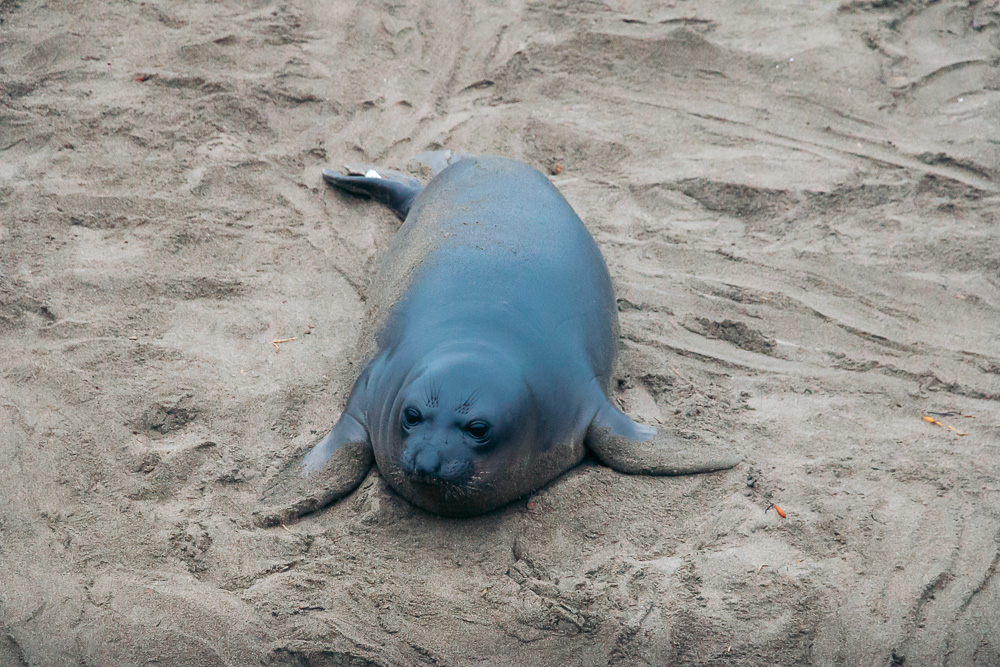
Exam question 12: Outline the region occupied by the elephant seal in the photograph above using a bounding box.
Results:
[257,155,739,523]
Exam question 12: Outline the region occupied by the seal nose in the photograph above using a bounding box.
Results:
[413,448,441,476]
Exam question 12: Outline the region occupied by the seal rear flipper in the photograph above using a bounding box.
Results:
[323,167,423,220]
[585,397,741,475]
[254,415,374,527]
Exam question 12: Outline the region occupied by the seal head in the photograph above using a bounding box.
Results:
[374,346,542,515]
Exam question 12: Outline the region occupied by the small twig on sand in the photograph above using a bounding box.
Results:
[272,337,297,352]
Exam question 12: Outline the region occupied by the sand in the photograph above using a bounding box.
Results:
[2,0,999,664]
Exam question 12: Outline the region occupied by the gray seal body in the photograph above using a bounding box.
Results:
[258,156,739,522]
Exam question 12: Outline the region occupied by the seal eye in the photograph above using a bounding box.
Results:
[403,407,422,428]
[465,420,490,442]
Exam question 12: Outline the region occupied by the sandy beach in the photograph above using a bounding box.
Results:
[2,0,999,664]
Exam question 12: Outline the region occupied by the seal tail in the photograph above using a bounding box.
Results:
[322,168,423,220]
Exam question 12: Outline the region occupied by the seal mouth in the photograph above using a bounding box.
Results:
[402,466,475,488]
[406,478,487,506]
[406,470,453,486]
[407,475,468,492]
[392,453,484,496]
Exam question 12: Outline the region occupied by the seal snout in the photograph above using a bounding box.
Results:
[413,448,441,475]
[401,444,473,485]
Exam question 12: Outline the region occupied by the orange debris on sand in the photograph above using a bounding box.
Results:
[922,415,967,436]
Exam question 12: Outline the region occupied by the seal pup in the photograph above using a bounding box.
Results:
[258,155,739,523]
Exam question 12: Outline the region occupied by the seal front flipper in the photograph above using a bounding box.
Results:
[254,377,375,527]
[585,389,741,475]
[322,167,423,220]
